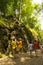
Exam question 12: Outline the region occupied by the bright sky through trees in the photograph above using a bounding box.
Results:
[32,0,43,29]
[32,0,42,4]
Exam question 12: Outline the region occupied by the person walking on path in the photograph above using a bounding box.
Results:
[11,38,17,56]
[40,44,43,53]
[17,38,23,54]
[28,41,33,57]
[33,40,39,56]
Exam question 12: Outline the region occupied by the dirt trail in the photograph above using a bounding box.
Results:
[0,50,43,65]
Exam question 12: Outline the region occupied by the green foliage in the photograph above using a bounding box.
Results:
[0,0,42,53]
[38,30,43,44]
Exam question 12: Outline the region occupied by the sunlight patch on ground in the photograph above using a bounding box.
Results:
[20,57,25,62]
[8,61,16,65]
[20,57,31,62]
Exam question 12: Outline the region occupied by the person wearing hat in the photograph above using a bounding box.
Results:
[11,37,17,56]
[17,38,23,54]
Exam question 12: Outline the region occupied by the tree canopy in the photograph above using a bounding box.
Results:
[0,0,43,53]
